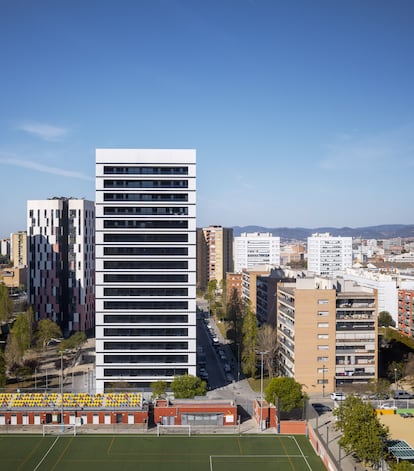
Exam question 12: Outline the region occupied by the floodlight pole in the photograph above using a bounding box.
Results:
[61,352,64,431]
[257,350,269,431]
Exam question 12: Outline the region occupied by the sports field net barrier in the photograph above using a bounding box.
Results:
[157,424,191,436]
[42,424,77,436]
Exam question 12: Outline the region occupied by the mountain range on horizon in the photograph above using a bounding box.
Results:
[232,224,414,241]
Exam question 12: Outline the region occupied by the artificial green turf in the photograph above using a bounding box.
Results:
[0,434,326,471]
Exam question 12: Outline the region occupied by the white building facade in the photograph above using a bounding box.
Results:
[233,232,280,273]
[95,149,196,393]
[27,198,95,334]
[307,233,353,277]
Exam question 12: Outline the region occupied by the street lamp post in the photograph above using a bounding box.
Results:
[394,367,398,408]
[60,352,64,431]
[257,350,269,431]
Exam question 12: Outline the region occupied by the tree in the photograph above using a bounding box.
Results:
[241,302,258,377]
[368,378,391,396]
[11,310,34,358]
[379,311,394,327]
[170,374,206,399]
[265,377,306,413]
[35,319,62,351]
[151,380,167,399]
[334,395,388,468]
[226,288,243,344]
[205,280,217,314]
[390,462,414,471]
[257,324,278,378]
[388,361,404,385]
[0,283,13,322]
[4,331,22,368]
[58,331,87,352]
[0,351,6,388]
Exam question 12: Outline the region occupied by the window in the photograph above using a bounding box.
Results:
[104,354,188,364]
[318,311,329,317]
[104,247,188,256]
[104,261,188,270]
[104,193,188,202]
[104,288,188,297]
[104,341,188,350]
[104,315,188,324]
[104,206,188,216]
[318,322,329,328]
[318,300,329,304]
[104,274,188,283]
[317,379,328,384]
[103,166,188,175]
[104,179,188,189]
[317,356,328,362]
[104,233,188,243]
[104,368,188,377]
[317,345,329,350]
[318,334,329,339]
[104,328,188,337]
[104,220,188,229]
[317,368,328,373]
[103,301,188,310]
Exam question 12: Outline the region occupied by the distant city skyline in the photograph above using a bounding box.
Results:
[1,0,414,238]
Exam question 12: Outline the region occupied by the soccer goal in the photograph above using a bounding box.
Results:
[42,424,78,436]
[156,424,191,436]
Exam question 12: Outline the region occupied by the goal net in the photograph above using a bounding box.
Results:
[157,424,191,437]
[42,424,78,436]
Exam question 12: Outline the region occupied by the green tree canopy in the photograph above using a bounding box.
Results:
[0,351,6,388]
[265,377,306,412]
[58,331,87,352]
[226,288,243,343]
[379,311,394,327]
[35,319,62,351]
[390,461,414,471]
[334,395,388,467]
[170,374,206,399]
[151,380,167,399]
[11,309,34,358]
[241,301,258,377]
[0,284,13,322]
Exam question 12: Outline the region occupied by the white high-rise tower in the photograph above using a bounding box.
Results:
[307,232,353,277]
[95,149,196,393]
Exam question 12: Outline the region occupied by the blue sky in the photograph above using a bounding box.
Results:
[1,0,414,238]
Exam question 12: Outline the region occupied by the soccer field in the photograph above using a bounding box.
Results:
[0,433,325,471]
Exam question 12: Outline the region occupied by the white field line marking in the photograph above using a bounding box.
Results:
[33,436,60,471]
[292,436,313,471]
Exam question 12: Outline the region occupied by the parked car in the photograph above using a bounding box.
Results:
[393,390,414,400]
[369,393,390,400]
[380,403,397,410]
[312,403,332,414]
[331,392,346,401]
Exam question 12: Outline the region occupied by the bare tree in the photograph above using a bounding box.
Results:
[257,323,278,378]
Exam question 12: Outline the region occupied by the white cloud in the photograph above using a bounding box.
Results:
[17,122,69,141]
[0,154,94,181]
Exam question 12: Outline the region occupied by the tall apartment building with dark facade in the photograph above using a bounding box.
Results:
[95,149,196,393]
[27,197,95,334]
